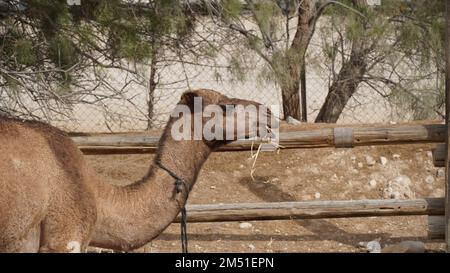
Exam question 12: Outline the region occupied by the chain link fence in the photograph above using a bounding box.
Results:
[52,64,441,133]
[3,15,444,133]
[51,43,443,132]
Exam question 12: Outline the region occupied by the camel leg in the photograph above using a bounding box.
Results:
[0,225,41,253]
[39,225,86,253]
[38,212,94,253]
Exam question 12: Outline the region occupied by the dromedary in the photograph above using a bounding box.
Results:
[0,89,273,253]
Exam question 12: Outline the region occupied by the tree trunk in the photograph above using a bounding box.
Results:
[147,51,157,130]
[280,0,314,120]
[315,45,368,123]
[280,80,301,119]
[315,0,369,123]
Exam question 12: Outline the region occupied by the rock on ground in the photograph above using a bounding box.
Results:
[358,240,381,253]
[365,156,376,166]
[381,241,425,253]
[382,175,414,199]
[425,175,434,184]
[286,116,302,125]
[239,222,253,229]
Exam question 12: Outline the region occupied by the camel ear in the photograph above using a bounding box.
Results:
[180,91,204,113]
[180,91,198,107]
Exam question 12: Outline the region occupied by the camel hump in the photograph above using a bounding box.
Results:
[0,116,69,138]
[0,115,86,187]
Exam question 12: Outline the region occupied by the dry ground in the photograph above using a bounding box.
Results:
[85,122,447,253]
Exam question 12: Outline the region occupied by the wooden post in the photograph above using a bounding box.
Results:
[432,143,446,167]
[445,0,450,252]
[428,216,445,240]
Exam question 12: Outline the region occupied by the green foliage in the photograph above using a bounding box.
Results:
[252,0,281,35]
[319,0,446,120]
[49,34,78,69]
[14,39,37,66]
[1,0,197,91]
[228,55,247,82]
[221,0,244,21]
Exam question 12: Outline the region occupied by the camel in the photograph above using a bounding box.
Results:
[0,89,273,253]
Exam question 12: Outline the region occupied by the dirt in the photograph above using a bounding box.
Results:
[85,122,447,253]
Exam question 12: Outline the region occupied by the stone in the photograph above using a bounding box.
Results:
[383,175,414,199]
[425,175,434,184]
[314,192,321,199]
[365,240,381,253]
[310,167,320,175]
[379,156,388,166]
[388,191,401,199]
[210,186,217,189]
[365,156,376,166]
[286,116,302,125]
[437,169,445,178]
[369,179,377,188]
[248,244,256,250]
[357,162,364,168]
[239,222,253,229]
[381,241,425,253]
[271,178,280,183]
[350,156,357,162]
[393,154,401,160]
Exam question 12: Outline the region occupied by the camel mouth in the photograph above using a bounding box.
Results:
[169,102,279,142]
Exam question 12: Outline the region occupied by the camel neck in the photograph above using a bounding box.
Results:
[89,125,213,251]
[154,131,213,190]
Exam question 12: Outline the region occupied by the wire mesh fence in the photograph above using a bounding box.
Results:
[50,69,442,133]
[1,10,445,133]
[49,43,443,133]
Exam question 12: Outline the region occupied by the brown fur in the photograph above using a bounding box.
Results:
[0,89,271,252]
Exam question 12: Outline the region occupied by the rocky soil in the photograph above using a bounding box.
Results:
[86,122,447,253]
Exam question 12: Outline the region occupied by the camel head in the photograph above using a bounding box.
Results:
[169,89,277,147]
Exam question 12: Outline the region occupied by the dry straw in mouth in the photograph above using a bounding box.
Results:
[249,126,283,181]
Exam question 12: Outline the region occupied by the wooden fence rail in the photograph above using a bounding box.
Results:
[72,123,445,154]
[172,198,445,239]
[174,198,444,222]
